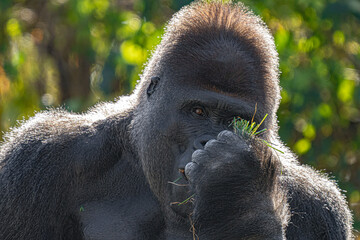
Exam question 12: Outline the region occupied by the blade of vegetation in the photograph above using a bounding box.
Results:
[177,194,195,206]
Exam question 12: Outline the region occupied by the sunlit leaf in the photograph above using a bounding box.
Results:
[333,31,345,46]
[318,103,332,118]
[303,124,316,140]
[337,80,355,103]
[294,138,311,155]
[6,18,21,38]
[120,41,146,65]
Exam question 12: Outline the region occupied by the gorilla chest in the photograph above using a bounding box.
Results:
[80,198,163,240]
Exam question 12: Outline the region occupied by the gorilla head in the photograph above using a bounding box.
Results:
[131,1,281,217]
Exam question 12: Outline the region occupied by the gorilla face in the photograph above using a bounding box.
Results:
[132,55,270,218]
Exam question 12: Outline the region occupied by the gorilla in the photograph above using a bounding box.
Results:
[0,1,353,239]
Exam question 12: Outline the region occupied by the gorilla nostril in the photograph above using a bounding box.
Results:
[194,135,214,149]
[193,140,204,150]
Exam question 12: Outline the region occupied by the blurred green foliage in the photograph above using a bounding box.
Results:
[0,0,359,234]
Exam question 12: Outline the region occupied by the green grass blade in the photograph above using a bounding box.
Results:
[178,194,195,206]
[253,128,267,135]
[262,140,284,154]
[252,114,268,135]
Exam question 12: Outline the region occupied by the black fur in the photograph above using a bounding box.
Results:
[0,1,353,239]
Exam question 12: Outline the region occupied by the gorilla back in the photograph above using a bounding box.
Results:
[0,1,353,239]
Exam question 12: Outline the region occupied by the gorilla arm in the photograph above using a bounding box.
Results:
[0,101,131,239]
[185,131,353,239]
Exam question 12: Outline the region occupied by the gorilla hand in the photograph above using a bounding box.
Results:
[185,130,258,185]
[185,130,288,239]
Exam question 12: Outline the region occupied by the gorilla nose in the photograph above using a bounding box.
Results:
[193,135,215,150]
[178,135,215,170]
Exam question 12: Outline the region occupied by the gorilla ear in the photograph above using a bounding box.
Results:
[147,76,160,98]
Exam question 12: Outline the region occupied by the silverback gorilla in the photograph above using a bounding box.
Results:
[0,1,354,239]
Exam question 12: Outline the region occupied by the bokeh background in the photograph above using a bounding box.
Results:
[0,0,359,235]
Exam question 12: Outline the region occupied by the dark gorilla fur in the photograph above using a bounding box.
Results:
[0,1,353,239]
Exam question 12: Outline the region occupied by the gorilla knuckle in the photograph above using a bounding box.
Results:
[217,130,239,143]
[191,149,208,164]
[184,162,197,180]
[203,139,223,150]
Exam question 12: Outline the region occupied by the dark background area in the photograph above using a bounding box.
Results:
[0,0,359,235]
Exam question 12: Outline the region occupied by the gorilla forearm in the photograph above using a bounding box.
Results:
[192,180,288,239]
[1,120,77,238]
[281,163,353,239]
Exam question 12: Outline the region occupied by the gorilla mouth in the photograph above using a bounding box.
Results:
[169,174,193,217]
[168,169,188,187]
[179,168,188,181]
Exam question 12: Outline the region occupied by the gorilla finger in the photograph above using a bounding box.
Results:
[184,162,198,181]
[217,130,241,144]
[203,139,228,151]
[191,149,209,165]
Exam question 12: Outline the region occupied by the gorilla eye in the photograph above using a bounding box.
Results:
[192,107,206,117]
[226,118,234,125]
